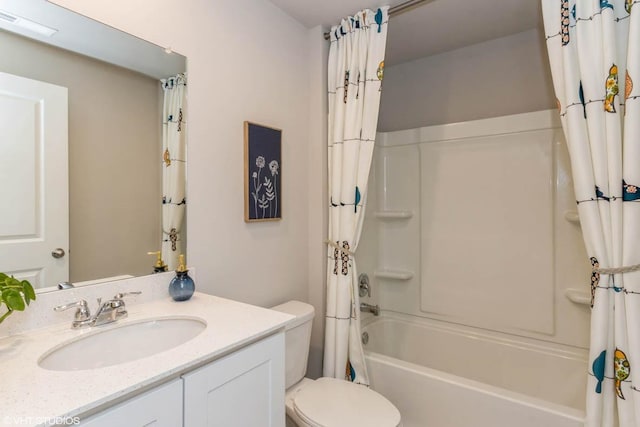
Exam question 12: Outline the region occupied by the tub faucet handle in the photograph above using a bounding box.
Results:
[359,273,371,298]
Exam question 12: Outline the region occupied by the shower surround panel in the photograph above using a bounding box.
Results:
[363,110,591,350]
[420,130,554,335]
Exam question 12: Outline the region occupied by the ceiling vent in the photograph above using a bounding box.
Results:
[0,11,17,23]
[0,9,58,37]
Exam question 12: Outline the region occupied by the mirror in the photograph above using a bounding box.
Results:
[0,0,186,291]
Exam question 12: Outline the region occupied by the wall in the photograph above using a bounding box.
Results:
[306,26,329,379]
[378,28,556,132]
[50,0,313,309]
[0,29,162,283]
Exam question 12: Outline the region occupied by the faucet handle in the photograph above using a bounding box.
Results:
[54,300,91,323]
[113,291,142,300]
[54,299,87,312]
[358,273,371,298]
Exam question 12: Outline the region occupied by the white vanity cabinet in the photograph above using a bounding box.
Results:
[183,332,285,426]
[79,332,285,427]
[80,378,183,426]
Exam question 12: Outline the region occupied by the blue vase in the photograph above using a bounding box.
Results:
[169,270,195,301]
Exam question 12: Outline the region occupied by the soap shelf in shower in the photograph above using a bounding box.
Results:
[373,210,413,220]
[374,270,414,280]
[565,288,590,306]
[564,210,580,224]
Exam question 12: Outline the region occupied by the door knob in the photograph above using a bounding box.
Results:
[51,248,66,259]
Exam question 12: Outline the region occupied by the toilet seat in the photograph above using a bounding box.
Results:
[292,377,401,427]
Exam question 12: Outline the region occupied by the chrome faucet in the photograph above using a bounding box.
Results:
[54,291,141,328]
[92,295,128,326]
[360,302,380,316]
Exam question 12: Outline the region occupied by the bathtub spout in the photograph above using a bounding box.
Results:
[360,302,380,316]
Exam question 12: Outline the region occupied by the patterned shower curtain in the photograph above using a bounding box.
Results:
[542,1,640,425]
[161,74,187,271]
[323,6,389,385]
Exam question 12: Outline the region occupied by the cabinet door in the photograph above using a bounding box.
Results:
[183,332,285,427]
[80,379,183,426]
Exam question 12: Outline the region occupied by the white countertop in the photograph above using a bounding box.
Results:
[0,292,293,426]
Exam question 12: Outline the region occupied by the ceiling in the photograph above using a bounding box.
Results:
[0,0,542,73]
[268,0,544,65]
[0,0,184,79]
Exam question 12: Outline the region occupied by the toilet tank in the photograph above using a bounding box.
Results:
[270,300,315,389]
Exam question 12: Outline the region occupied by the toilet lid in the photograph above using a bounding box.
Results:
[293,377,401,427]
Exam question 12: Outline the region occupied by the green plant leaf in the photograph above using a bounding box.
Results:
[0,273,35,323]
[22,280,36,305]
[4,276,20,288]
[2,289,25,311]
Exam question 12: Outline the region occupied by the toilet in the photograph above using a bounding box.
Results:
[271,300,402,427]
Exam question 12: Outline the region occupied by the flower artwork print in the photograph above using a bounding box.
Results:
[251,156,279,218]
[244,122,282,221]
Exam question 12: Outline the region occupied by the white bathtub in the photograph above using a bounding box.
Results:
[362,313,587,427]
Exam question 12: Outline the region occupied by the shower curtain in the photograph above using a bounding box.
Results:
[542,1,640,425]
[161,74,187,271]
[323,6,389,386]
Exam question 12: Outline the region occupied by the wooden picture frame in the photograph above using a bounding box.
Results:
[244,121,282,222]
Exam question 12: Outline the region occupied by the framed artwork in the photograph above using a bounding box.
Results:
[244,121,282,222]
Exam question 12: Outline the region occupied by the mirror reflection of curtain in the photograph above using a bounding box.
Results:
[161,74,186,271]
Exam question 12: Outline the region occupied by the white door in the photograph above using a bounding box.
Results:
[0,72,68,289]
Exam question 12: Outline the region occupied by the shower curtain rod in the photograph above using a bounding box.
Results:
[323,0,436,40]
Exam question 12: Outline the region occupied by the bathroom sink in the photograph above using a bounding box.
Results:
[38,317,207,371]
